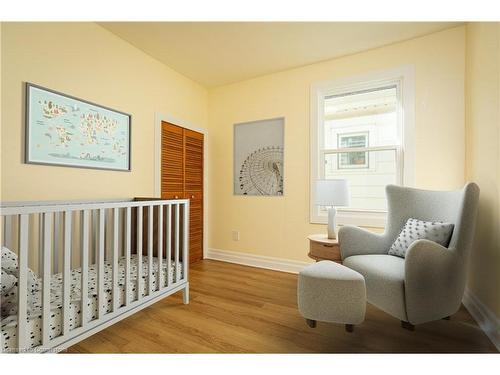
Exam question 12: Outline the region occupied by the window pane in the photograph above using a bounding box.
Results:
[324,86,398,150]
[324,149,398,211]
[321,85,400,212]
[339,134,367,148]
[338,132,368,169]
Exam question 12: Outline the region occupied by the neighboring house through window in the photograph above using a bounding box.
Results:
[310,66,415,227]
[337,132,369,169]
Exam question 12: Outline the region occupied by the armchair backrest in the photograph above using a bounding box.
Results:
[385,183,480,257]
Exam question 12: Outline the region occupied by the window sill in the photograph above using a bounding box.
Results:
[311,210,387,228]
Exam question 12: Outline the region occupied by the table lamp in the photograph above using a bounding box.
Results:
[315,179,350,239]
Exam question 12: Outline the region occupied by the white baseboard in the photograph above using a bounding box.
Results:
[463,289,500,352]
[206,248,311,274]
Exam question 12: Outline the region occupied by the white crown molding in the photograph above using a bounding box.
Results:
[463,289,500,352]
[206,248,311,274]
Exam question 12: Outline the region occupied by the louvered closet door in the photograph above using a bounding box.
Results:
[161,123,184,200]
[184,129,204,263]
[161,122,204,263]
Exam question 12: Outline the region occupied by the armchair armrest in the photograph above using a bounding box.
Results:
[338,225,389,260]
[404,239,464,324]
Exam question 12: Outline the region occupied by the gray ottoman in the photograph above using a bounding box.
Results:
[298,261,366,332]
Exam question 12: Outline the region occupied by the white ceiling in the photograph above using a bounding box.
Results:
[99,22,462,88]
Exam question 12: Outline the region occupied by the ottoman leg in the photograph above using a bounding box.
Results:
[345,324,354,332]
[306,319,317,328]
[401,321,415,331]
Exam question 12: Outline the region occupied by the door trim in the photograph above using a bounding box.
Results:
[154,112,208,260]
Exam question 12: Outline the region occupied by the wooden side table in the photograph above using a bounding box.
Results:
[307,234,342,263]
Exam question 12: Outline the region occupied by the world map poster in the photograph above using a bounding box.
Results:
[26,84,131,171]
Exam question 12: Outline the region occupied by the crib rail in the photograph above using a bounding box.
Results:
[0,198,189,353]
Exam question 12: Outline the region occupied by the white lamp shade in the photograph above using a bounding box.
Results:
[315,179,350,207]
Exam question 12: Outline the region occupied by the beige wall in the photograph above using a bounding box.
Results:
[1,22,498,317]
[208,26,466,262]
[465,22,500,316]
[1,22,208,201]
[3,21,499,320]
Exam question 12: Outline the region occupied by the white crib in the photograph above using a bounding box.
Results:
[0,198,189,353]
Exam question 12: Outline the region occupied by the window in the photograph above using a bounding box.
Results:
[310,67,415,227]
[337,132,369,169]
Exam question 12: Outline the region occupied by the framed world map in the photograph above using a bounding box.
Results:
[25,83,131,171]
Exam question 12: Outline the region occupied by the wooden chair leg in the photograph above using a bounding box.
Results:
[345,324,354,332]
[401,321,415,331]
[306,319,317,328]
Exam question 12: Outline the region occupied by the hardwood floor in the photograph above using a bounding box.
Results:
[67,260,497,353]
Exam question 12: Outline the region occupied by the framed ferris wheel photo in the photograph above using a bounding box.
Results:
[234,117,284,196]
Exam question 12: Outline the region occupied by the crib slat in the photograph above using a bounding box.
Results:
[38,214,43,275]
[17,214,29,352]
[93,210,98,265]
[125,207,131,306]
[53,212,60,273]
[175,204,180,283]
[80,210,89,326]
[42,212,52,347]
[183,202,189,282]
[137,206,143,301]
[62,211,72,335]
[166,205,171,287]
[98,208,105,318]
[112,208,119,312]
[148,205,153,294]
[157,205,163,290]
[3,215,13,249]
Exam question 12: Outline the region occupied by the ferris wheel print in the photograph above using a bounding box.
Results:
[238,146,284,196]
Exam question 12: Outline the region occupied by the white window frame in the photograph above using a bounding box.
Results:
[310,66,416,227]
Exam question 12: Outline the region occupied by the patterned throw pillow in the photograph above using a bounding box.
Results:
[1,246,40,293]
[1,246,18,273]
[1,247,41,318]
[1,269,17,296]
[388,218,454,258]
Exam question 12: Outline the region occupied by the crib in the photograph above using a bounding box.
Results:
[0,198,189,353]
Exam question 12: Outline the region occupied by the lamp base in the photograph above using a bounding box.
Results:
[327,206,337,239]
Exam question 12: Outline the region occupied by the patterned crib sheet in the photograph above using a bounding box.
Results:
[1,255,183,352]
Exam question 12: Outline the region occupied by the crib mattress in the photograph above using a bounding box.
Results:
[1,255,183,352]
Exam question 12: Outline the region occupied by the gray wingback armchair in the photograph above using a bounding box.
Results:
[338,183,479,329]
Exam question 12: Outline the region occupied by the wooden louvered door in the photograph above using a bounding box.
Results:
[183,129,204,263]
[161,122,204,263]
[161,123,184,200]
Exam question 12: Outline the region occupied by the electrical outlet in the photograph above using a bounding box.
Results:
[232,230,240,241]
